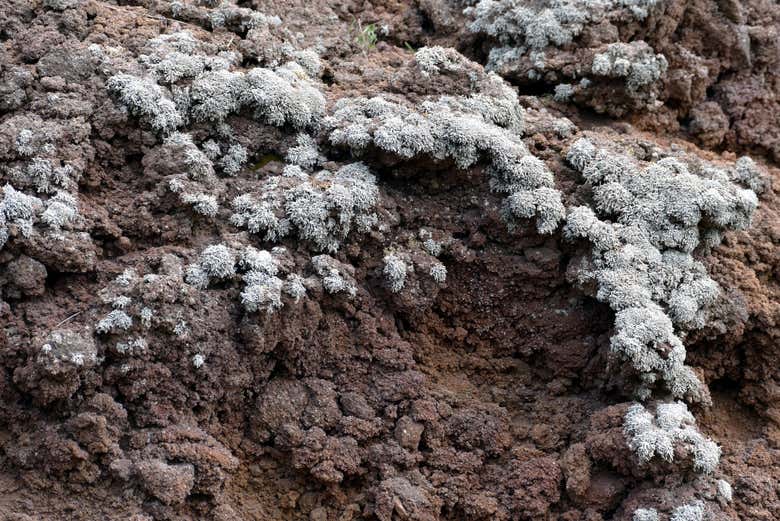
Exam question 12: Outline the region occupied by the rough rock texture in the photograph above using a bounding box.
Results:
[447,0,780,162]
[0,1,778,521]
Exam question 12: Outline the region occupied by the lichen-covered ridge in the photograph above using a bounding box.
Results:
[0,0,778,520]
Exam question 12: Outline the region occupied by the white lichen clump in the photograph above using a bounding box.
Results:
[283,274,307,301]
[112,296,132,309]
[624,402,721,474]
[107,32,325,134]
[174,320,189,337]
[430,263,447,283]
[286,133,322,170]
[185,244,236,288]
[717,479,733,502]
[554,83,574,102]
[466,0,584,51]
[632,508,659,521]
[670,501,705,521]
[564,137,761,401]
[1,184,43,247]
[43,0,80,10]
[237,62,325,129]
[140,307,154,328]
[164,132,216,181]
[239,248,283,314]
[106,74,184,134]
[420,229,443,256]
[206,4,281,32]
[115,337,148,356]
[41,191,78,230]
[13,157,75,194]
[466,0,661,72]
[591,42,668,93]
[219,144,248,176]
[181,193,219,217]
[312,255,357,297]
[730,156,769,194]
[383,254,408,293]
[230,163,379,252]
[96,309,133,334]
[138,30,251,87]
[181,245,304,314]
[192,353,205,368]
[415,46,464,76]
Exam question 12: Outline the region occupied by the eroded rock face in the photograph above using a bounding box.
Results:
[135,459,196,505]
[454,0,780,161]
[0,1,778,520]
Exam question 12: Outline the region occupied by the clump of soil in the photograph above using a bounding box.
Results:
[0,1,778,520]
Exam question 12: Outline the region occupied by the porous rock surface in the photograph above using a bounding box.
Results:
[0,1,778,520]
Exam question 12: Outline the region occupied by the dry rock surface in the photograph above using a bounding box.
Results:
[0,0,778,520]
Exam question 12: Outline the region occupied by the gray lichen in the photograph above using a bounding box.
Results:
[286,133,321,170]
[415,46,464,76]
[466,0,660,53]
[430,263,447,284]
[108,31,325,133]
[180,192,219,217]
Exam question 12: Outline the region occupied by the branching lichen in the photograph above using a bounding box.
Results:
[286,133,321,170]
[717,479,733,502]
[41,191,78,230]
[430,263,447,284]
[465,1,667,113]
[239,247,284,314]
[466,0,660,52]
[466,0,660,55]
[96,309,133,334]
[180,192,219,217]
[415,46,464,76]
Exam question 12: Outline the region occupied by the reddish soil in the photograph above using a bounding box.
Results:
[0,1,778,520]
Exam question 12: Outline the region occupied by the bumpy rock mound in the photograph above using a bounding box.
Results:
[429,0,780,161]
[0,1,778,521]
